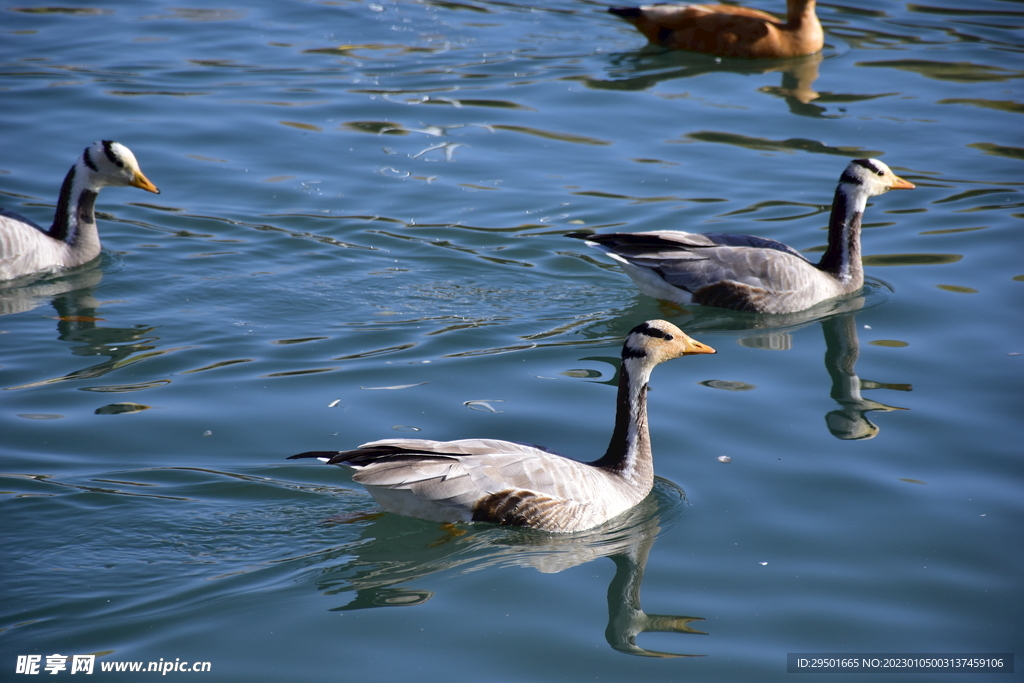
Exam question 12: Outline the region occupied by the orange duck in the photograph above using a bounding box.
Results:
[608,0,823,59]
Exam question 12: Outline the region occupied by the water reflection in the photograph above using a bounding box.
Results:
[758,52,823,108]
[585,50,827,114]
[820,311,910,440]
[684,129,881,156]
[307,480,707,658]
[0,268,103,319]
[672,290,909,439]
[2,273,166,391]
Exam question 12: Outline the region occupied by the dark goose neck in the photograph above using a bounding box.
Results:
[816,182,866,285]
[48,164,97,245]
[590,350,654,484]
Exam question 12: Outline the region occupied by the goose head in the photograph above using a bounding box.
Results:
[624,320,717,367]
[593,319,715,478]
[840,158,915,197]
[81,141,160,194]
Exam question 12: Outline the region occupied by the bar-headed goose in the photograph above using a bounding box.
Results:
[289,320,716,533]
[0,141,159,282]
[608,0,823,59]
[569,159,915,315]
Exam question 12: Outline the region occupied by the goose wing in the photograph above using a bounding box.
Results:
[291,438,606,530]
[0,210,60,280]
[577,230,806,259]
[576,229,812,286]
[1,208,46,233]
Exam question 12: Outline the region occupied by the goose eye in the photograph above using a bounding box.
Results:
[664,334,674,341]
[876,169,885,176]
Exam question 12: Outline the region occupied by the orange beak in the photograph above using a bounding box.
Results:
[683,337,717,356]
[890,175,915,190]
[131,170,160,194]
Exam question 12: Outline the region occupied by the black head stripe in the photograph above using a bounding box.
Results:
[840,168,865,186]
[102,140,126,168]
[82,145,99,172]
[633,321,673,340]
[852,158,884,176]
[622,344,648,360]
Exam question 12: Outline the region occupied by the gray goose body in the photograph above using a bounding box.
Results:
[0,141,159,282]
[289,320,716,533]
[569,159,915,315]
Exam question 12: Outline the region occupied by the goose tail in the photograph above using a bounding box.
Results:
[288,451,340,463]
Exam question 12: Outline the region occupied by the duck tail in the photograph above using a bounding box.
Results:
[608,6,643,19]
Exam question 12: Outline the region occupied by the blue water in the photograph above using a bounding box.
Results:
[1,0,1022,680]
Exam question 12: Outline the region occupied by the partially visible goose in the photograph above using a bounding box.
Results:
[0,141,159,282]
[568,159,915,315]
[608,0,823,59]
[289,320,716,533]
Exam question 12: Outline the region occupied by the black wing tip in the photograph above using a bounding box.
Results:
[565,230,593,240]
[287,450,338,461]
[566,230,626,244]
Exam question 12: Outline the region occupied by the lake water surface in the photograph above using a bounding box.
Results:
[1,1,1022,681]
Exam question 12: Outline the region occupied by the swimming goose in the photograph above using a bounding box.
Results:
[608,0,823,59]
[289,320,716,533]
[0,141,159,282]
[568,159,915,315]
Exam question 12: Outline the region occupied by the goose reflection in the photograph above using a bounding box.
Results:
[305,479,707,658]
[1,272,162,393]
[820,310,910,440]
[0,267,103,319]
[730,304,911,440]
[738,308,910,439]
[670,292,909,439]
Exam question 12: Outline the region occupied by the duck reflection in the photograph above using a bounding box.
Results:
[591,50,824,114]
[307,479,707,658]
[759,52,824,109]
